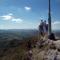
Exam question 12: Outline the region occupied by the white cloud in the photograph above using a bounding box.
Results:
[8,13,13,16]
[0,13,13,20]
[0,13,23,23]
[24,6,31,11]
[52,21,60,30]
[12,18,23,23]
[53,21,60,25]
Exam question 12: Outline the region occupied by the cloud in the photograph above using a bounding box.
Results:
[0,13,23,23]
[0,13,13,20]
[24,6,31,11]
[12,18,23,23]
[8,13,13,16]
[52,21,60,30]
[53,21,60,25]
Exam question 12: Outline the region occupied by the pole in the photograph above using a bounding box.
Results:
[48,0,52,35]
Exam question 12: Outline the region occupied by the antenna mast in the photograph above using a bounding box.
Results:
[48,0,52,35]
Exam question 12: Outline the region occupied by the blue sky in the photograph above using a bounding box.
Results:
[0,0,60,30]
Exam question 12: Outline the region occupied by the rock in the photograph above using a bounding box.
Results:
[43,49,58,60]
[53,40,60,49]
[57,55,60,60]
[48,33,56,40]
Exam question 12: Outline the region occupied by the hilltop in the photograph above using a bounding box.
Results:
[0,29,60,60]
[0,34,38,60]
[0,35,60,60]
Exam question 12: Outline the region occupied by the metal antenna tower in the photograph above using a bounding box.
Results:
[48,0,52,35]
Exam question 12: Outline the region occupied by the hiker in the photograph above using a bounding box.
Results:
[43,20,48,35]
[39,20,48,36]
[39,20,44,36]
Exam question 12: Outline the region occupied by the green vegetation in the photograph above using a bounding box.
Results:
[0,35,38,60]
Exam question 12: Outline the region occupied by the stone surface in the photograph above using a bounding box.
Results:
[32,39,60,60]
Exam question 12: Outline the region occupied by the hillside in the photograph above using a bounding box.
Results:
[0,30,60,60]
[0,35,60,60]
[0,29,38,41]
[0,35,38,60]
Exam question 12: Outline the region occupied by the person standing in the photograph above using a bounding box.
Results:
[39,20,44,36]
[43,20,48,35]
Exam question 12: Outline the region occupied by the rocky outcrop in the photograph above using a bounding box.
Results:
[32,39,60,60]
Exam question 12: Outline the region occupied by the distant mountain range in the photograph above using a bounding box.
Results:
[0,29,60,41]
[53,30,60,38]
[0,29,60,48]
[0,29,38,41]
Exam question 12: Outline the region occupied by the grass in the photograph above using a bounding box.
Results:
[0,35,38,60]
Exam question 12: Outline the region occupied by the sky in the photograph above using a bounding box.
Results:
[0,0,60,30]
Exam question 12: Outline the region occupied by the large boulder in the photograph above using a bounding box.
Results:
[53,40,60,50]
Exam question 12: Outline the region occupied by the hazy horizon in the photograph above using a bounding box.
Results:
[0,29,60,31]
